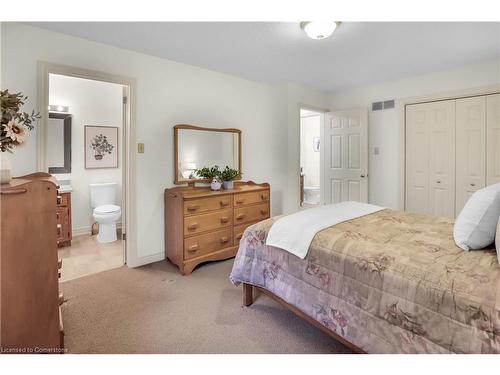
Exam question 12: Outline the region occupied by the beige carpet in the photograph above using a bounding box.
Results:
[61,259,352,354]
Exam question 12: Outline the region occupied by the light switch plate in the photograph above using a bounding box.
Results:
[374,147,380,155]
[138,143,145,153]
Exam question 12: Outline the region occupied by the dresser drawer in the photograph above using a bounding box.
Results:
[184,229,232,260]
[184,209,232,236]
[234,190,269,207]
[233,221,259,246]
[184,195,232,215]
[234,202,269,225]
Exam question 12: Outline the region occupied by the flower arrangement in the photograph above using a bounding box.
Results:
[194,165,240,190]
[1,90,40,153]
[90,133,114,160]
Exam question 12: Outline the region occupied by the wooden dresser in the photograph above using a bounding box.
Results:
[0,173,64,353]
[165,181,270,275]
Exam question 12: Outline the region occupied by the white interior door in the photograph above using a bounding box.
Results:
[456,96,486,214]
[487,93,500,185]
[323,108,368,204]
[406,100,455,218]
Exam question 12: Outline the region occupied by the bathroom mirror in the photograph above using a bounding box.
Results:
[47,112,72,174]
[174,124,241,184]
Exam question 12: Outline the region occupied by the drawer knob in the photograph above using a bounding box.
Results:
[187,223,199,230]
[57,224,62,236]
[187,205,199,211]
[220,217,229,224]
[236,234,242,240]
[236,199,245,204]
[56,195,62,205]
[220,200,229,206]
[260,209,268,216]
[261,194,267,200]
[436,180,441,184]
[220,237,229,244]
[236,213,245,220]
[56,211,60,220]
[471,183,476,187]
[188,244,199,252]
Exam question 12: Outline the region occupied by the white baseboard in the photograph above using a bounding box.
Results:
[72,222,122,237]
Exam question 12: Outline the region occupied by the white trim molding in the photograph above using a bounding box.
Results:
[37,61,138,268]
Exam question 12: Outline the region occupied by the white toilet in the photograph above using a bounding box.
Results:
[90,182,121,243]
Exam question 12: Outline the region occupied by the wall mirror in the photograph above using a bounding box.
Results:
[47,112,72,174]
[174,124,241,184]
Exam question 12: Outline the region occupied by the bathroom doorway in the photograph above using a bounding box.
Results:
[40,68,132,281]
[300,108,323,208]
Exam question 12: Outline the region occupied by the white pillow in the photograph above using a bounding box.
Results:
[496,218,500,265]
[454,183,500,250]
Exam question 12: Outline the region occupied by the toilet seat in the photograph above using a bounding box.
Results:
[94,204,121,214]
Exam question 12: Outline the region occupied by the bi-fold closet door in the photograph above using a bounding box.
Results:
[406,93,500,218]
[406,100,456,218]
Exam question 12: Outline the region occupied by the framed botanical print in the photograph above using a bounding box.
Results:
[84,125,119,169]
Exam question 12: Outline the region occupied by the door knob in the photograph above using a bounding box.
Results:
[360,174,366,178]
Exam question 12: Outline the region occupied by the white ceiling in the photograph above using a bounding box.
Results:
[29,22,500,92]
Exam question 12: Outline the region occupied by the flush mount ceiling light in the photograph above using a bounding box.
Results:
[300,21,339,40]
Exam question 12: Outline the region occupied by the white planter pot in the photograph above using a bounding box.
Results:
[223,180,234,190]
[210,179,222,191]
[0,152,12,184]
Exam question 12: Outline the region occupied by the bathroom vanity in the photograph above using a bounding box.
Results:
[56,191,72,247]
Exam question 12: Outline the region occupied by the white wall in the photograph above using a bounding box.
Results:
[330,59,500,209]
[48,74,123,235]
[300,114,320,188]
[1,23,330,266]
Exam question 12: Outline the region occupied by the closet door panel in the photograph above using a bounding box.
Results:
[406,105,429,214]
[428,100,455,218]
[456,96,486,214]
[487,94,500,185]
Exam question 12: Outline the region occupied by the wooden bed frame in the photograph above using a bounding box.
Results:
[242,283,365,354]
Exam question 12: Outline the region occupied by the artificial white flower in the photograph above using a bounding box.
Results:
[4,119,26,143]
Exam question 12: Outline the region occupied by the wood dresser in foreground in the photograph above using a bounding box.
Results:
[165,181,270,275]
[0,173,64,353]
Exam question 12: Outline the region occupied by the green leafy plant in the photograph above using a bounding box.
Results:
[220,166,239,181]
[194,165,222,181]
[1,90,40,153]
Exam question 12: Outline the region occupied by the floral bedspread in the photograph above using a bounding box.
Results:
[229,209,500,353]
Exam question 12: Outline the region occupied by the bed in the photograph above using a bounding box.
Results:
[229,208,500,353]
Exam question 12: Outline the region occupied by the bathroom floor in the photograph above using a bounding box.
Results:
[59,234,124,282]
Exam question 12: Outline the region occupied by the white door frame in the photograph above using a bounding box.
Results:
[398,84,500,211]
[37,61,137,266]
[298,104,327,207]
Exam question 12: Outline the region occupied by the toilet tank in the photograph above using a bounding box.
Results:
[90,182,117,208]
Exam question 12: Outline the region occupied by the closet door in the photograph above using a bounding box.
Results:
[455,96,486,214]
[406,104,430,214]
[487,94,500,185]
[406,100,455,218]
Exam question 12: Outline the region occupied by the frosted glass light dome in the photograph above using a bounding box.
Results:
[301,21,338,40]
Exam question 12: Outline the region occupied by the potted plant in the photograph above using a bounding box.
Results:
[220,166,239,190]
[90,133,114,160]
[194,165,223,191]
[0,90,40,184]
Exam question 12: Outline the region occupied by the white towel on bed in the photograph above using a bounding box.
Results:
[265,201,385,259]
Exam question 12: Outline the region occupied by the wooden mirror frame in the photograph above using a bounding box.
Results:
[48,112,72,174]
[173,124,242,185]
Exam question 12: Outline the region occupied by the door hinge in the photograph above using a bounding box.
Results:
[123,96,128,104]
[122,233,126,241]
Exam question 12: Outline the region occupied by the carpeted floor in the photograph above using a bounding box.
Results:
[61,259,352,353]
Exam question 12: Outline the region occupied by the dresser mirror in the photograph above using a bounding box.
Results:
[174,124,241,184]
[47,112,72,174]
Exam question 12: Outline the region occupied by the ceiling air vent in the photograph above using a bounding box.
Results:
[372,100,395,111]
[383,100,395,109]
